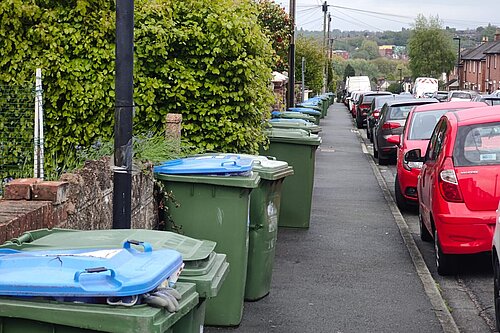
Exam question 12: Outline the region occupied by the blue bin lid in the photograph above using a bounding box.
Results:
[154,155,253,175]
[0,241,183,297]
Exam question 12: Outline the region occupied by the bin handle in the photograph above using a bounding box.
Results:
[220,161,237,167]
[123,240,153,253]
[74,267,116,282]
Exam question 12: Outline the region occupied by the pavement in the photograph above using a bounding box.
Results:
[207,103,450,333]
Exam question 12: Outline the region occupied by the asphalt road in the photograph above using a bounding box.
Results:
[206,102,454,333]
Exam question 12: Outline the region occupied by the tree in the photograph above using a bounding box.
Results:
[295,35,326,94]
[255,0,292,72]
[346,59,380,82]
[343,64,355,79]
[407,15,455,78]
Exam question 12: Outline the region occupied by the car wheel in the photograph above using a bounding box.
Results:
[369,127,374,143]
[356,115,363,129]
[434,229,457,276]
[419,209,432,242]
[378,155,389,165]
[394,175,409,211]
[494,254,500,331]
[366,126,371,140]
[373,141,379,158]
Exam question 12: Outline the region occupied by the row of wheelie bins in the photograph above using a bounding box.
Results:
[0,94,332,332]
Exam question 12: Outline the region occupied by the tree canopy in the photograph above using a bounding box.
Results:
[407,15,455,78]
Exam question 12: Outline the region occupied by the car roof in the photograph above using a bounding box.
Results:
[450,105,500,125]
[362,91,392,96]
[386,98,439,107]
[412,101,487,113]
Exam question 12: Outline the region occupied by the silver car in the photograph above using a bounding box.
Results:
[373,98,438,165]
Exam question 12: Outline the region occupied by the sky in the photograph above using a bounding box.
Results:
[273,0,500,32]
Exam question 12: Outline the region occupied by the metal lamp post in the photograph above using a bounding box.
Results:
[398,68,403,93]
[453,37,461,90]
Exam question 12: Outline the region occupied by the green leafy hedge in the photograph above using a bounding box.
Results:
[0,0,275,171]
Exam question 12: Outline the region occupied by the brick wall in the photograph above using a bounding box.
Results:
[0,157,158,244]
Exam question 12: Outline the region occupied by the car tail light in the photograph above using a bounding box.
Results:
[381,122,401,130]
[360,104,370,110]
[373,111,380,119]
[438,157,463,202]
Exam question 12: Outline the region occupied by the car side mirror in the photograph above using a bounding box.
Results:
[386,135,400,146]
[405,149,424,162]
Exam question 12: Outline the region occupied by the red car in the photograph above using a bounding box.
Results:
[389,102,487,211]
[407,105,500,275]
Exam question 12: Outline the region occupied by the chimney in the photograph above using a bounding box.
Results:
[482,36,489,44]
[495,29,500,42]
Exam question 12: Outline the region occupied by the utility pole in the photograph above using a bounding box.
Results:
[113,0,134,229]
[453,37,461,90]
[322,1,328,93]
[325,12,331,93]
[301,57,306,102]
[287,0,296,108]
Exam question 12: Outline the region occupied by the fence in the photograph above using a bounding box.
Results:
[0,70,44,195]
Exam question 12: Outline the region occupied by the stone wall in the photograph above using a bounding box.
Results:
[0,157,158,244]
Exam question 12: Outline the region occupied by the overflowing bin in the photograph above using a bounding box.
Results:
[269,118,321,134]
[154,155,259,326]
[260,128,321,228]
[1,228,229,333]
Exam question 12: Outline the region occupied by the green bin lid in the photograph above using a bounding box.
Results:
[268,120,321,134]
[228,154,294,180]
[275,111,316,122]
[155,169,260,188]
[265,128,322,146]
[1,229,229,298]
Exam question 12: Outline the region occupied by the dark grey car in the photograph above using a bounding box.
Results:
[373,98,438,165]
[366,94,412,142]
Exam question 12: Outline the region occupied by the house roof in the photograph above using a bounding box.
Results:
[461,42,496,61]
[484,41,500,54]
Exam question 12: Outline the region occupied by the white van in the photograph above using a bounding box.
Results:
[346,76,371,94]
[412,77,438,98]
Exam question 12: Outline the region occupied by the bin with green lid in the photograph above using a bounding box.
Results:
[1,228,229,333]
[219,154,294,300]
[269,118,321,134]
[260,128,321,228]
[272,111,316,123]
[287,107,322,125]
[154,155,260,326]
[0,281,198,333]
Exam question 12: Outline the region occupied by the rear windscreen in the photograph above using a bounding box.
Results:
[451,92,472,99]
[388,105,414,120]
[453,122,500,166]
[408,110,450,140]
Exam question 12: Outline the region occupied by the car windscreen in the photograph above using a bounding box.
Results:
[484,98,500,106]
[388,105,414,120]
[363,94,390,104]
[451,92,472,99]
[408,110,450,140]
[453,121,500,166]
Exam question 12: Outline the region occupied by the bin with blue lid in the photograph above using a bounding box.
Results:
[154,155,260,326]
[0,241,199,333]
[209,153,294,300]
[1,228,230,333]
[260,128,321,228]
[287,107,322,124]
[269,118,321,134]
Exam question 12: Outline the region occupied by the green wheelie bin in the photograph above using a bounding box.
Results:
[268,118,322,134]
[1,228,230,333]
[260,128,321,228]
[0,281,198,333]
[218,154,294,300]
[154,156,260,326]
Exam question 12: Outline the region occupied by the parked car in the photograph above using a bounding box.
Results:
[431,91,449,102]
[493,200,500,331]
[389,102,487,211]
[373,98,438,165]
[409,105,500,275]
[349,91,366,118]
[366,94,412,142]
[355,91,392,128]
[447,90,475,102]
[472,94,500,106]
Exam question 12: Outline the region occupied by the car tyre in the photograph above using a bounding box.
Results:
[373,142,379,158]
[356,115,363,129]
[378,155,389,165]
[366,126,371,140]
[419,209,432,242]
[434,229,457,276]
[494,254,500,331]
[394,175,409,211]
